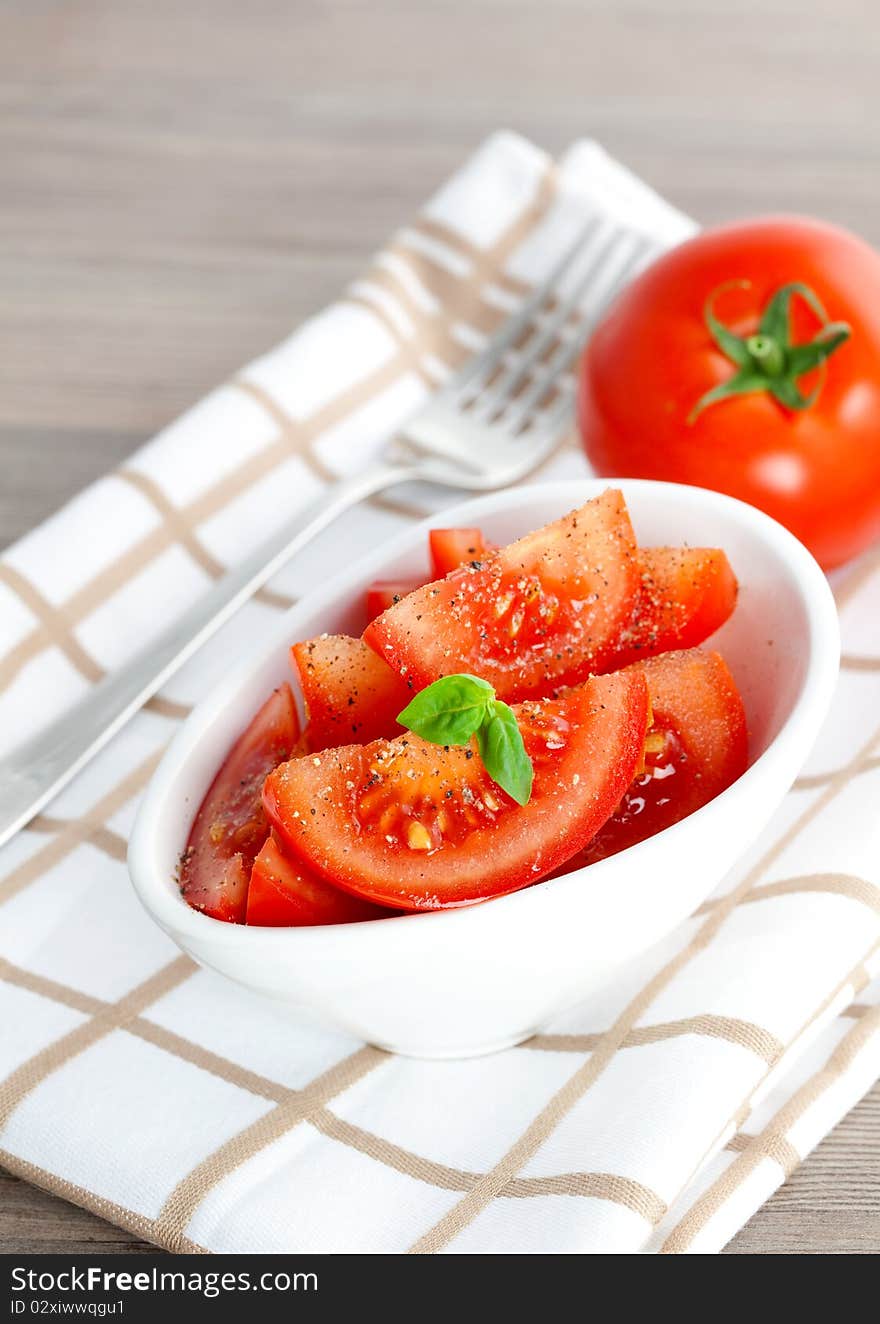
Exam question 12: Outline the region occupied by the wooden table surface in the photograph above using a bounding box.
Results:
[1,0,878,1255]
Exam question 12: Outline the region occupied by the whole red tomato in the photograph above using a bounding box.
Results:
[578,216,880,568]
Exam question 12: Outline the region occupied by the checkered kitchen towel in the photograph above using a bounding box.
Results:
[0,133,878,1254]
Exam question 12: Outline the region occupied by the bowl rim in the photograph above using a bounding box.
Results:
[128,477,840,950]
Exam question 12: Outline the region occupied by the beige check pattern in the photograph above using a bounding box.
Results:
[1,133,878,1255]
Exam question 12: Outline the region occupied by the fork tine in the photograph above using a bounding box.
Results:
[503,235,655,432]
[538,378,578,436]
[445,215,603,399]
[471,224,623,420]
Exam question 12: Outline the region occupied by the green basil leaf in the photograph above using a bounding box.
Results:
[397,673,495,745]
[477,702,534,807]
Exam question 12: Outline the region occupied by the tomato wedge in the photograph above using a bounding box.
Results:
[180,684,300,923]
[363,489,640,701]
[291,634,412,751]
[608,547,737,670]
[365,578,425,624]
[576,649,747,867]
[429,527,493,579]
[367,532,492,620]
[264,669,650,911]
[246,834,391,926]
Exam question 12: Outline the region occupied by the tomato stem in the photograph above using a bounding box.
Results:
[745,334,784,377]
[689,280,851,422]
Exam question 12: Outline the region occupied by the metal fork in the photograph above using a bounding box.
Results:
[0,221,650,847]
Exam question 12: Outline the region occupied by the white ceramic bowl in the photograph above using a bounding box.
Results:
[129,480,839,1057]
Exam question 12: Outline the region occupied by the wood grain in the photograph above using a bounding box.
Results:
[0,0,878,1255]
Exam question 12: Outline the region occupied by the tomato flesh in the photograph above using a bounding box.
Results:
[363,489,640,702]
[429,527,493,579]
[291,634,412,751]
[365,578,425,624]
[264,669,650,910]
[246,834,391,926]
[608,547,737,670]
[575,649,747,866]
[180,684,300,923]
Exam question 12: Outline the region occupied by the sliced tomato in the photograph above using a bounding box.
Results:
[180,684,300,923]
[246,834,391,926]
[264,669,650,911]
[608,547,737,670]
[366,532,495,621]
[429,527,493,579]
[575,649,747,867]
[363,489,640,701]
[291,634,412,751]
[365,578,425,623]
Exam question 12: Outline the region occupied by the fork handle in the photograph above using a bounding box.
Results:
[0,459,416,848]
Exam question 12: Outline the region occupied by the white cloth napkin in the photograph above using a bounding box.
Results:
[0,132,877,1255]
